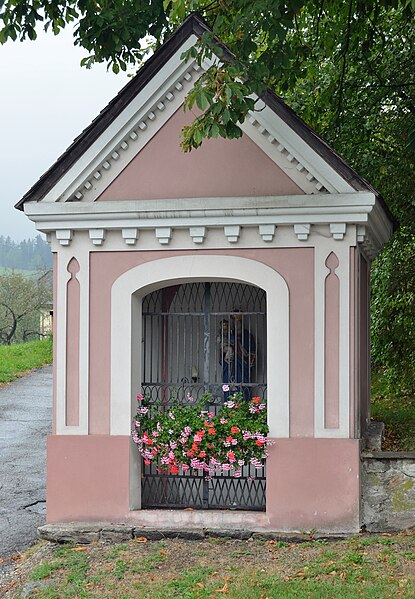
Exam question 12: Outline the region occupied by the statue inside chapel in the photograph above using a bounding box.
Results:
[217,310,256,400]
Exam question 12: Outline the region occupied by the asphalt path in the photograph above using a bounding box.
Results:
[0,366,52,561]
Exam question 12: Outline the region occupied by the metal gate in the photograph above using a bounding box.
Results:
[141,282,267,510]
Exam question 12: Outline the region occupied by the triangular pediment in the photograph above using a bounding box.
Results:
[97,105,303,201]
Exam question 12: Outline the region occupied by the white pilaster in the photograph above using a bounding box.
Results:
[314,238,350,438]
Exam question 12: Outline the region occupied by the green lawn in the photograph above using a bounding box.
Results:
[3,535,415,598]
[0,338,53,383]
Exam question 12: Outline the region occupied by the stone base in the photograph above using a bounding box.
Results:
[38,522,352,544]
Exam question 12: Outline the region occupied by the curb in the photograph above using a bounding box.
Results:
[38,523,353,544]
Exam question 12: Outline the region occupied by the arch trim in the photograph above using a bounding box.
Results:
[110,254,289,437]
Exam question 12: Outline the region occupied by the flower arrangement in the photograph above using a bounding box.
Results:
[131,385,271,479]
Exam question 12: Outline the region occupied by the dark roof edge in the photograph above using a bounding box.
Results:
[15,13,212,210]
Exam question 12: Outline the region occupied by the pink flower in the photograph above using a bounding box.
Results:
[227,450,236,462]
[224,400,235,408]
[137,393,144,402]
[220,418,228,424]
[222,384,230,392]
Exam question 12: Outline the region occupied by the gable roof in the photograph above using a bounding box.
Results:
[15,12,395,227]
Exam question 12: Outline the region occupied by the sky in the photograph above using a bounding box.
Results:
[0,27,130,241]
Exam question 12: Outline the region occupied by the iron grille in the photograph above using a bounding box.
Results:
[141,282,267,510]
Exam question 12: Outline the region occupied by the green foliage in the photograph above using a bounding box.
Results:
[0,338,53,383]
[371,229,415,395]
[0,269,52,344]
[371,371,415,450]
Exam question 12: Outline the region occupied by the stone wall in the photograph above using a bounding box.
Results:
[361,452,415,532]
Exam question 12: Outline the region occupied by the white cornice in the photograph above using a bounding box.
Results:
[25,191,392,257]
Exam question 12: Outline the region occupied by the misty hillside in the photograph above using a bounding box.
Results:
[0,235,52,271]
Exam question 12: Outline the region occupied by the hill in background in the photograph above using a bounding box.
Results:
[0,235,52,272]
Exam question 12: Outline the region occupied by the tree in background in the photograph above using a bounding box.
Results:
[0,271,52,344]
[1,0,414,392]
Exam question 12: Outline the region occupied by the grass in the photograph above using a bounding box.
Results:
[0,338,53,384]
[3,534,415,598]
[371,370,415,451]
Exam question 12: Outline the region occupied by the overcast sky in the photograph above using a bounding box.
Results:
[0,27,130,241]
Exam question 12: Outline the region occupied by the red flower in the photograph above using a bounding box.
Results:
[191,443,199,451]
[187,451,194,458]
[208,428,216,435]
[198,451,206,458]
[252,397,261,404]
[226,436,233,442]
[230,426,240,434]
[169,465,179,475]
[255,439,265,446]
[197,429,205,437]
[227,450,235,460]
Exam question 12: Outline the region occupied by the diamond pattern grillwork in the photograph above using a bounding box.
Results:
[142,464,266,510]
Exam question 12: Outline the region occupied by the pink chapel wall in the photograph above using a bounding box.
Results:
[88,248,315,437]
[52,253,57,435]
[46,436,360,530]
[48,246,363,530]
[359,252,370,435]
[97,106,303,201]
[349,248,356,436]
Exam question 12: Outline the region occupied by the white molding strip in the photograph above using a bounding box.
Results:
[314,239,350,438]
[110,255,290,438]
[55,238,89,435]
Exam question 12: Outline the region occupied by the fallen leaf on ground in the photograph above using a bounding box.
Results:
[72,547,87,552]
[135,537,148,543]
[215,582,228,593]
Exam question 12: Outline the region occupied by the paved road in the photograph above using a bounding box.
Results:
[0,366,52,560]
